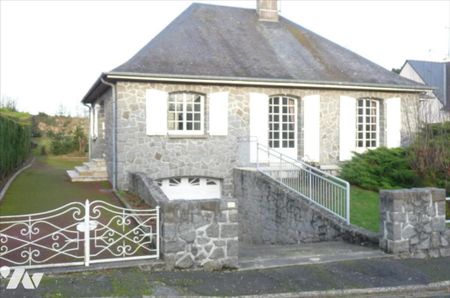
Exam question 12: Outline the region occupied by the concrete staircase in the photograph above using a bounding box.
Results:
[67,158,108,182]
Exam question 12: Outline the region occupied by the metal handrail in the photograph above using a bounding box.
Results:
[253,141,350,224]
[256,143,349,187]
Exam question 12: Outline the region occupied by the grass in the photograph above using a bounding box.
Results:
[350,186,380,233]
[0,154,119,215]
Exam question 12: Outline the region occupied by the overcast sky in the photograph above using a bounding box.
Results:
[1,0,449,116]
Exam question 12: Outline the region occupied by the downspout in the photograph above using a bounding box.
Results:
[100,77,117,190]
[82,103,92,160]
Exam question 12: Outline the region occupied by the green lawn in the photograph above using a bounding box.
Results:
[350,186,379,233]
[0,155,120,215]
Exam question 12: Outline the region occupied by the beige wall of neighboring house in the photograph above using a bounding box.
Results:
[400,62,450,124]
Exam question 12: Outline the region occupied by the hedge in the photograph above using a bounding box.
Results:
[0,115,32,183]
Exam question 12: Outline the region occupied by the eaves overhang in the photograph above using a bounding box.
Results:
[82,72,432,104]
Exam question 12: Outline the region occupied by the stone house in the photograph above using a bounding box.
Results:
[77,0,427,200]
[400,60,450,123]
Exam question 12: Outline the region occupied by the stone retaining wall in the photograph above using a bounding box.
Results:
[233,168,378,246]
[129,172,238,270]
[380,188,450,258]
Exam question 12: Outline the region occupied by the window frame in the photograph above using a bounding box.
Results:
[167,92,205,135]
[355,98,380,152]
[268,95,297,150]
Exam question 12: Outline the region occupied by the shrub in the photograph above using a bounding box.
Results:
[409,122,450,194]
[50,132,76,155]
[41,145,47,156]
[340,147,420,192]
[0,113,31,183]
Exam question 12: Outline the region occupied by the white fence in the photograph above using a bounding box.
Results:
[239,137,350,224]
[0,200,159,269]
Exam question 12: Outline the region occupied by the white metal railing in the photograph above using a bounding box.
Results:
[0,200,159,269]
[446,197,450,224]
[246,139,350,224]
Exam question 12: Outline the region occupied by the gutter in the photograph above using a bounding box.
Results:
[100,77,117,190]
[105,72,431,93]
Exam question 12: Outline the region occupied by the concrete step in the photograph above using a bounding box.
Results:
[238,241,389,271]
[91,158,106,166]
[75,166,107,177]
[67,170,108,182]
[82,163,106,172]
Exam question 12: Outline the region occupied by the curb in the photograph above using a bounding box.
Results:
[237,280,450,298]
[0,157,35,201]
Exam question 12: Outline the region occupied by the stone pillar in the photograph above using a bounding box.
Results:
[380,188,450,258]
[162,198,238,270]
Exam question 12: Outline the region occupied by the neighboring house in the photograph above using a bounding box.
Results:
[76,0,427,200]
[400,60,450,123]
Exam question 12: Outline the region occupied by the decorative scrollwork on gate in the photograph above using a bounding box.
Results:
[0,202,85,268]
[0,200,160,269]
[88,201,159,262]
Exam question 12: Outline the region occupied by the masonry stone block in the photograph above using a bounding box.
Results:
[206,224,219,238]
[209,247,225,260]
[380,188,449,259]
[220,223,238,238]
[402,226,416,239]
[164,239,186,253]
[175,254,194,269]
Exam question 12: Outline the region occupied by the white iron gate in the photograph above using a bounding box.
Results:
[0,200,159,269]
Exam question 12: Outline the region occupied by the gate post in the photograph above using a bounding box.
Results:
[84,199,90,267]
[156,205,160,259]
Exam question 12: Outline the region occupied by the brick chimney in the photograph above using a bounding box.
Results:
[257,0,278,22]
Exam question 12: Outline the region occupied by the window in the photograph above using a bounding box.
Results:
[156,177,221,200]
[356,98,379,149]
[168,93,204,134]
[269,96,296,148]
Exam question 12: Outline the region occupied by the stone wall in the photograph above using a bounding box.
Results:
[129,172,238,270]
[234,168,378,245]
[380,188,450,258]
[92,80,420,191]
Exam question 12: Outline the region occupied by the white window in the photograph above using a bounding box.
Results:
[168,93,204,135]
[269,96,296,149]
[156,177,221,200]
[356,98,379,149]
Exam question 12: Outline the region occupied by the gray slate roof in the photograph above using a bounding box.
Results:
[405,60,449,108]
[112,3,421,88]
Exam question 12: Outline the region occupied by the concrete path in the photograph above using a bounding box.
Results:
[2,256,450,297]
[239,241,388,270]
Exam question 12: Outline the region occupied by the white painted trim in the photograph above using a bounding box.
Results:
[303,95,320,162]
[209,92,229,136]
[93,104,100,138]
[106,74,429,93]
[249,92,269,162]
[339,96,357,161]
[385,97,402,148]
[146,89,168,135]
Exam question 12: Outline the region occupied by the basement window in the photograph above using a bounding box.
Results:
[156,177,221,200]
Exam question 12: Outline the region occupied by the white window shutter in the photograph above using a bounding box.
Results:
[93,104,100,138]
[209,92,229,136]
[146,89,168,135]
[249,92,269,162]
[303,95,321,162]
[385,97,401,148]
[89,107,94,138]
[339,96,357,161]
